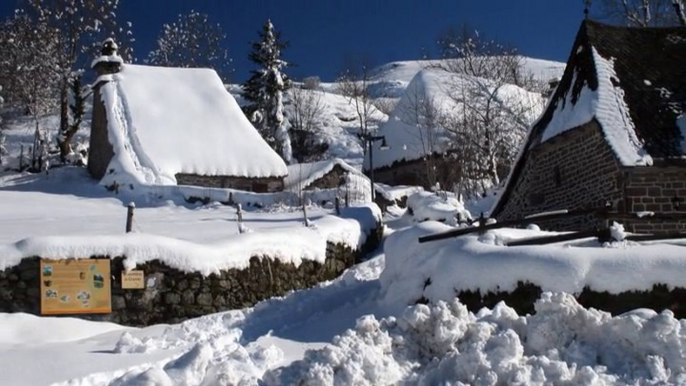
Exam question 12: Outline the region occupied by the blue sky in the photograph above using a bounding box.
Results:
[1,0,586,82]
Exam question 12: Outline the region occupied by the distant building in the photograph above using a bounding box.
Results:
[88,39,287,193]
[491,20,686,233]
[366,65,549,192]
[285,158,370,203]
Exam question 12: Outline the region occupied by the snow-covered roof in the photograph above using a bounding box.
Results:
[366,67,545,169]
[492,20,686,217]
[98,64,288,187]
[535,20,686,164]
[284,158,366,191]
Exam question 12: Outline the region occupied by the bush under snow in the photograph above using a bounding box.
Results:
[405,191,472,225]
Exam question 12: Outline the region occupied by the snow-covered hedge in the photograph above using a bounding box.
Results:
[380,222,686,307]
[405,191,472,225]
[265,293,686,385]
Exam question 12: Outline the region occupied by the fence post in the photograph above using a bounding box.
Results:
[237,203,245,233]
[303,203,310,227]
[126,202,135,233]
[478,212,486,235]
[335,196,341,215]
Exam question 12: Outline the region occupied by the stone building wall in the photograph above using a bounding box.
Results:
[372,157,458,191]
[496,121,623,231]
[618,167,686,233]
[0,224,382,326]
[176,174,284,193]
[306,165,347,190]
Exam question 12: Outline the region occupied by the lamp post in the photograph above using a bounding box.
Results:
[359,132,389,201]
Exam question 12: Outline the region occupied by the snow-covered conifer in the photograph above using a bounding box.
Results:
[242,20,293,163]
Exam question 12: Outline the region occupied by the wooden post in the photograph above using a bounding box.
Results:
[335,196,341,215]
[19,144,24,170]
[126,202,135,233]
[236,203,245,233]
[303,203,310,226]
[478,212,486,235]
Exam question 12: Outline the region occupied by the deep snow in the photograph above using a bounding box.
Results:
[1,173,686,385]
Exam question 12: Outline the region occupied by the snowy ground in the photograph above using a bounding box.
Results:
[2,211,686,385]
[0,168,332,245]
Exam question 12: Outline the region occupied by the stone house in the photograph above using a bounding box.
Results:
[88,40,288,192]
[284,158,370,202]
[491,20,686,233]
[367,64,547,192]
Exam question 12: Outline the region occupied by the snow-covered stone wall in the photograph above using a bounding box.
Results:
[0,212,383,326]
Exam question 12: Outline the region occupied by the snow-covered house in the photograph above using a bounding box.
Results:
[88,40,288,193]
[491,20,686,233]
[366,63,549,191]
[284,158,371,202]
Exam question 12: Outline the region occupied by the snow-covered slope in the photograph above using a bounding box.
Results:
[99,64,288,187]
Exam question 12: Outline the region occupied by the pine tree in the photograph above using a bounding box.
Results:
[147,10,231,81]
[242,20,293,163]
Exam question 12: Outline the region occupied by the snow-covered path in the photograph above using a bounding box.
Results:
[0,241,394,386]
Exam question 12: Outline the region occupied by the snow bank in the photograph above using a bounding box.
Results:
[0,313,128,345]
[375,183,423,203]
[380,222,686,306]
[99,64,287,187]
[406,191,472,225]
[266,293,686,385]
[541,47,651,166]
[0,206,380,275]
[108,313,280,385]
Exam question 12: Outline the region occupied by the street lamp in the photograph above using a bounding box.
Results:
[359,132,389,201]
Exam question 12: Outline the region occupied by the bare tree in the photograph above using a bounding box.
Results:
[0,12,60,142]
[147,10,232,81]
[24,0,134,161]
[594,0,685,26]
[435,26,543,197]
[398,80,444,188]
[336,63,379,147]
[289,87,328,162]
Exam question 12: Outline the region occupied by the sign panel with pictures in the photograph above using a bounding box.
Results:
[40,259,111,315]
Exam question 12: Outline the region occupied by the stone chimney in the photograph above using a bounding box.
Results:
[543,77,560,99]
[92,38,123,76]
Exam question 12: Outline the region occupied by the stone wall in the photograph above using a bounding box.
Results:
[619,167,686,233]
[497,121,623,230]
[176,173,284,193]
[372,157,459,191]
[0,224,382,326]
[456,281,686,319]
